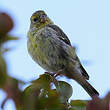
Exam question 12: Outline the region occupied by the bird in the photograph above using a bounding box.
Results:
[27,10,99,98]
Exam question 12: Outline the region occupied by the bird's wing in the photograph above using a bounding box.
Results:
[47,24,89,80]
[47,24,71,46]
[80,64,89,80]
[76,56,89,80]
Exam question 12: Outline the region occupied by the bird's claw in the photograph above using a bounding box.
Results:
[45,68,65,78]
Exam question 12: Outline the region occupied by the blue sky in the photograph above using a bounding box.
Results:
[0,0,110,109]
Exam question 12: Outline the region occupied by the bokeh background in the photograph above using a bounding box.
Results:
[0,0,110,109]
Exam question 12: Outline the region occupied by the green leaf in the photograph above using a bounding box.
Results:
[32,73,52,90]
[23,74,66,110]
[70,100,87,110]
[55,81,73,104]
[4,35,18,41]
[24,73,53,100]
[0,34,19,45]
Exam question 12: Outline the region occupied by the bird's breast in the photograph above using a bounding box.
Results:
[27,27,70,72]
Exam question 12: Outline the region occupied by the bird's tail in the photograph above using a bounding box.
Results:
[65,69,99,98]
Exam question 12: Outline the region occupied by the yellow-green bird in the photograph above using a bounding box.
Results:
[27,10,99,98]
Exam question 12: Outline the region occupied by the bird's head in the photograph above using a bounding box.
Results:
[30,10,53,30]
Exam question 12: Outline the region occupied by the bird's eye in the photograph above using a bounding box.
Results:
[33,18,38,23]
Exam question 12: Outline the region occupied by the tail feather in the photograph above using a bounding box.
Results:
[80,64,89,80]
[65,70,99,98]
[77,78,99,97]
[73,73,99,98]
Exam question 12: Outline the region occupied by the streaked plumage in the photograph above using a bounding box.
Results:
[27,10,99,98]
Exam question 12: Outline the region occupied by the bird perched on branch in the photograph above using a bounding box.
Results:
[27,10,99,98]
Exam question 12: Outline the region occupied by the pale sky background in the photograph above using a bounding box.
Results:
[0,0,110,109]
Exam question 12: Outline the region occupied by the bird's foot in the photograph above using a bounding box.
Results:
[45,69,65,78]
[54,69,66,77]
[44,72,55,77]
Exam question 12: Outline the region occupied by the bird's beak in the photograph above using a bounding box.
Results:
[40,18,46,23]
[40,15,47,23]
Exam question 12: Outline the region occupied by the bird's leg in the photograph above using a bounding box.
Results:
[54,68,66,77]
[45,68,66,77]
[44,71,55,77]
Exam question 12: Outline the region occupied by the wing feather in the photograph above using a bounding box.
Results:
[47,24,71,46]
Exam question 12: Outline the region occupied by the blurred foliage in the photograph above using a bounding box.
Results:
[0,11,110,110]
